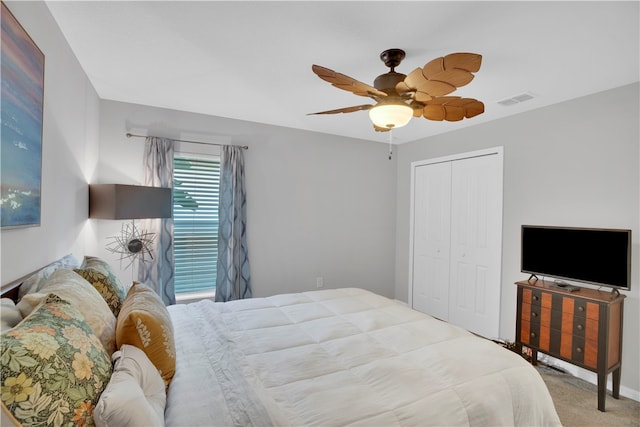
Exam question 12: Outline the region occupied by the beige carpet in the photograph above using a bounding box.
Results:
[538,365,639,427]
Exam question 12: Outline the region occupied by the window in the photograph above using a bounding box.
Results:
[173,155,220,295]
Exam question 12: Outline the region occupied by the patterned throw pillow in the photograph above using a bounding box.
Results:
[17,269,117,355]
[74,256,128,317]
[1,294,112,427]
[116,282,176,389]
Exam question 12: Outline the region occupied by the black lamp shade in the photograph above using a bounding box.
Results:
[89,184,172,219]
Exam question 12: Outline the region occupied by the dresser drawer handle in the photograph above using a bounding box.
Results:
[532,295,539,301]
[576,347,583,353]
[531,312,538,318]
[530,332,536,338]
[577,324,584,331]
[578,306,585,312]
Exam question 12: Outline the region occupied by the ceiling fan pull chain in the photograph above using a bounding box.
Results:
[388,129,393,160]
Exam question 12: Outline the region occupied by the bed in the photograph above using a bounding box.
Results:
[1,256,562,426]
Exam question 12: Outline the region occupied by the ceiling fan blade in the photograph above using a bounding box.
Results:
[373,124,391,132]
[399,66,458,97]
[422,57,445,80]
[423,53,482,76]
[423,105,446,121]
[422,97,485,121]
[312,65,387,98]
[395,81,412,94]
[425,96,463,105]
[419,53,482,90]
[443,106,465,121]
[413,90,433,103]
[422,104,468,121]
[443,53,482,72]
[412,107,424,118]
[463,100,485,118]
[307,104,373,115]
[431,69,475,87]
[415,80,457,97]
[398,68,424,93]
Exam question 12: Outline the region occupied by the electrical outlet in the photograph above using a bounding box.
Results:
[316,277,324,288]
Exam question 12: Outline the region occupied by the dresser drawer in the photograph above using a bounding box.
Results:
[522,288,545,307]
[530,290,543,306]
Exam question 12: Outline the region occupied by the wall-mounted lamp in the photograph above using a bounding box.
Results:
[89,184,172,267]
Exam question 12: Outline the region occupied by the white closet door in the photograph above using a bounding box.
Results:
[411,161,452,320]
[448,154,501,338]
[410,148,502,339]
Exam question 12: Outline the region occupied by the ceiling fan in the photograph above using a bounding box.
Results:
[309,49,484,132]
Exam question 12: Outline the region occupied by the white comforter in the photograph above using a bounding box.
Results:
[166,288,561,426]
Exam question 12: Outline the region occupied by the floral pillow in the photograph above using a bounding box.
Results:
[1,294,112,427]
[74,256,128,317]
[17,269,117,355]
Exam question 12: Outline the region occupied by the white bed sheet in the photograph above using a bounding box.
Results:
[166,288,561,426]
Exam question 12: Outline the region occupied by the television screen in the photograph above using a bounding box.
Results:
[521,225,631,290]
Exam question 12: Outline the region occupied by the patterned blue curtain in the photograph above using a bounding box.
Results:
[215,145,251,302]
[138,137,176,305]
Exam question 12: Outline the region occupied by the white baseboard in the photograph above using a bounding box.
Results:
[538,354,639,402]
[394,299,408,307]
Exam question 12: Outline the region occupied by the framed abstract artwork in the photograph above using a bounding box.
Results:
[1,2,45,228]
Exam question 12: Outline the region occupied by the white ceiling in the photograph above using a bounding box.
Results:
[45,1,639,145]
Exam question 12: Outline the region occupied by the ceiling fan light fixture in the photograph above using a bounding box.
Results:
[369,102,413,129]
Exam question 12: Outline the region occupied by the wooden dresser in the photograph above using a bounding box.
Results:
[515,279,625,412]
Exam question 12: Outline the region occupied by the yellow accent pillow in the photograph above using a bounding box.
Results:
[17,269,117,354]
[75,256,128,317]
[116,282,176,388]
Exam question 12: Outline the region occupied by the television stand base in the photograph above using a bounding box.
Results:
[552,280,580,292]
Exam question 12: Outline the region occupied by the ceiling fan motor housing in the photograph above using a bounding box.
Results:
[374,71,407,94]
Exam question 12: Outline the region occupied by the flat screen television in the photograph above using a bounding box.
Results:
[521,225,631,291]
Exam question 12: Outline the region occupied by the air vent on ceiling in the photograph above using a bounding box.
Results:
[497,92,535,106]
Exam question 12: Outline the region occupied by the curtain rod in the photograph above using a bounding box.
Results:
[126,132,248,150]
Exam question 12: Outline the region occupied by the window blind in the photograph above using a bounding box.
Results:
[173,156,220,294]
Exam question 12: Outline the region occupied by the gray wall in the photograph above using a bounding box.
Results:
[96,100,398,299]
[0,1,99,284]
[395,83,639,396]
